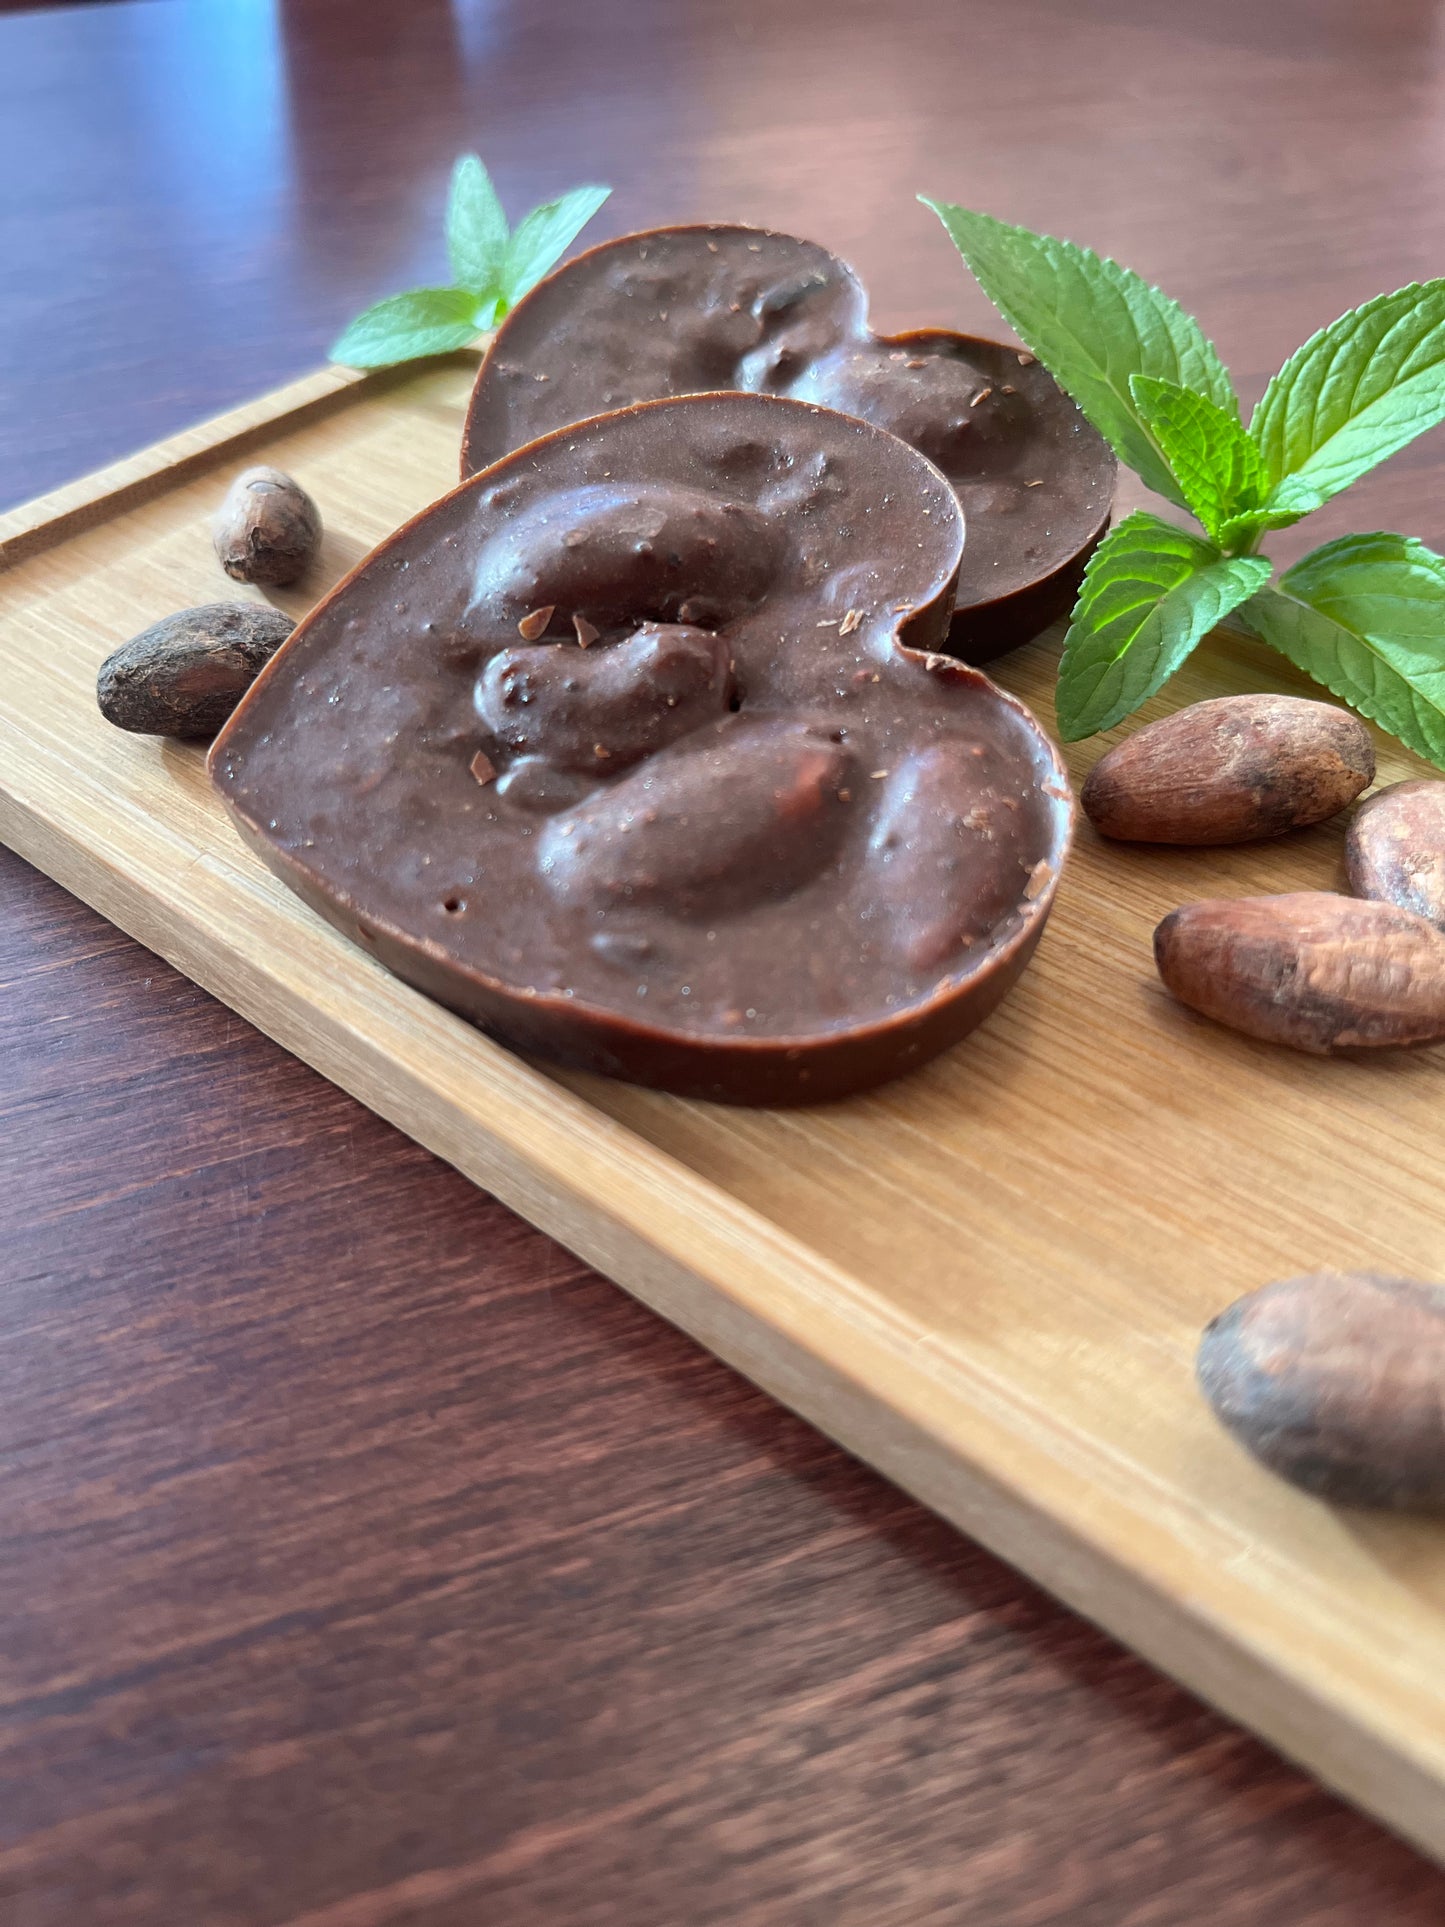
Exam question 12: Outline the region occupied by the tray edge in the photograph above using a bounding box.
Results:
[0,354,483,568]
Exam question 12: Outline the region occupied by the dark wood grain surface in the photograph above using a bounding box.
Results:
[5,2,1445,1921]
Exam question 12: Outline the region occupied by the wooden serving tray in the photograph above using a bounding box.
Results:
[3,359,1443,1862]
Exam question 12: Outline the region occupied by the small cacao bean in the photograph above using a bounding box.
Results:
[212,465,321,586]
[97,603,294,739]
[1344,777,1445,931]
[1082,694,1374,844]
[1153,891,1445,1052]
[1198,1270,1445,1509]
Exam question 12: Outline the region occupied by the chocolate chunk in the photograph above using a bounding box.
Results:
[461,225,1116,662]
[212,392,1072,1104]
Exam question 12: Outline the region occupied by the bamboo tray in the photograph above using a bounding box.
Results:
[3,358,1444,1863]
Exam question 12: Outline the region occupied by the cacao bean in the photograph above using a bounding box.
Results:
[97,603,294,739]
[1344,778,1445,930]
[212,465,321,586]
[1198,1270,1445,1509]
[1082,694,1374,844]
[1153,890,1445,1052]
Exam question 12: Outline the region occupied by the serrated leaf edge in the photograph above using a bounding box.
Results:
[1251,280,1445,510]
[1056,514,1269,738]
[920,199,1236,506]
[1242,558,1445,770]
[1128,374,1265,541]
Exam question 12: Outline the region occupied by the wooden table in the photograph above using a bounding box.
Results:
[4,2,1445,1921]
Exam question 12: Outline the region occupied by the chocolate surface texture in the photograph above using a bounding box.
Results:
[213,393,1071,1103]
[462,225,1116,662]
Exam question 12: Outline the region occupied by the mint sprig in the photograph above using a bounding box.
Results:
[332,155,610,370]
[924,197,1445,770]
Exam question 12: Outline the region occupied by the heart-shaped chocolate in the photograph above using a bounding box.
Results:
[212,392,1071,1104]
[462,224,1116,662]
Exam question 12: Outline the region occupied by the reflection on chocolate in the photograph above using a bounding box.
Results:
[462,225,1116,662]
[212,393,1072,1104]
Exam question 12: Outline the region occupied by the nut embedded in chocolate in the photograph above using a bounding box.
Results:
[211,392,1072,1104]
[460,224,1116,663]
[477,622,733,772]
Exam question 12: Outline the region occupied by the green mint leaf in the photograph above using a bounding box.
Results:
[330,287,481,369]
[501,186,611,309]
[1057,511,1272,739]
[921,199,1236,507]
[446,153,509,293]
[1216,504,1305,550]
[1252,281,1445,515]
[1128,375,1265,541]
[1242,532,1445,768]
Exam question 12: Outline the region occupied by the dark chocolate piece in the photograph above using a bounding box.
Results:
[212,393,1071,1104]
[461,225,1116,662]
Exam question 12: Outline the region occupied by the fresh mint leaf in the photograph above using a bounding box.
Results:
[1128,375,1266,542]
[921,199,1236,507]
[329,287,480,369]
[1242,532,1445,768]
[1251,281,1445,515]
[1057,511,1272,739]
[502,186,611,307]
[1215,504,1305,550]
[446,153,509,294]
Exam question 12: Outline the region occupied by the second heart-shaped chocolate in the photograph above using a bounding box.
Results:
[462,224,1116,661]
[212,392,1071,1104]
